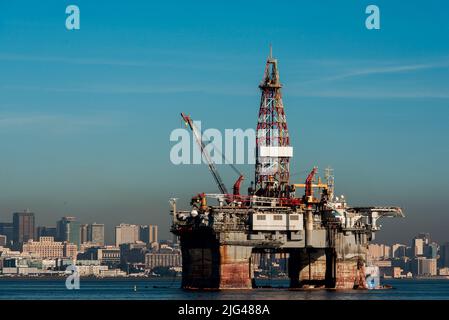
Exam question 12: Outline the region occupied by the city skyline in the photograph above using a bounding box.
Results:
[0,211,159,247]
[367,232,449,278]
[1,1,449,245]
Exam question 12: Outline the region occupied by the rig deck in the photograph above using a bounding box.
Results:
[170,195,403,290]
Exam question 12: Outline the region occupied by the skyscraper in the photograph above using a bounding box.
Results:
[140,225,158,245]
[80,224,89,244]
[152,225,158,244]
[0,222,13,247]
[115,224,139,247]
[411,257,437,276]
[140,225,148,244]
[392,244,407,258]
[425,242,438,259]
[57,217,81,248]
[12,210,35,248]
[440,243,449,268]
[368,244,392,260]
[412,238,424,257]
[418,233,431,245]
[88,223,105,246]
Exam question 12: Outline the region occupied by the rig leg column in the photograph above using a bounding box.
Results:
[335,259,358,289]
[333,233,368,289]
[218,244,253,289]
[180,232,220,290]
[288,250,301,288]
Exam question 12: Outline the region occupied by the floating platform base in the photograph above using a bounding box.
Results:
[179,230,367,290]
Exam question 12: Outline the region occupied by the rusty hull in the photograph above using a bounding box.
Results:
[219,244,252,289]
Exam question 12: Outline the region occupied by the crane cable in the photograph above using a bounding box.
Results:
[185,116,243,177]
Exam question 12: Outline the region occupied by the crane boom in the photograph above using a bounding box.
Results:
[181,113,229,195]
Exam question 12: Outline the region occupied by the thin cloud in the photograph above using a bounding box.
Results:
[294,60,449,85]
[319,63,438,82]
[287,58,449,99]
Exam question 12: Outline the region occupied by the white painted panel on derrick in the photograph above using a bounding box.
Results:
[259,146,293,157]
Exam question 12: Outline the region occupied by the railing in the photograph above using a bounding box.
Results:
[204,193,301,207]
[348,206,404,218]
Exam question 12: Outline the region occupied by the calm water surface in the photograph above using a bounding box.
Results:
[1,278,449,300]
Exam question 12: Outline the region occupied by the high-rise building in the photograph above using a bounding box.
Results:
[57,217,81,248]
[0,222,13,247]
[115,224,139,247]
[88,223,105,246]
[12,210,35,248]
[139,225,158,244]
[412,238,424,257]
[368,244,391,260]
[384,245,391,259]
[422,258,437,276]
[392,244,407,258]
[411,257,437,276]
[406,246,413,258]
[418,233,431,245]
[425,242,438,259]
[139,225,148,244]
[440,242,449,268]
[36,226,57,239]
[80,224,89,244]
[411,257,424,276]
[152,225,158,244]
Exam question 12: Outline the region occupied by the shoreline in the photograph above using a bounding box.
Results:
[1,276,449,282]
[0,276,180,281]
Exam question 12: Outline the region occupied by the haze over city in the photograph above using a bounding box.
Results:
[1,1,449,245]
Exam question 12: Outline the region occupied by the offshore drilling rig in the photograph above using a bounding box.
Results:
[170,49,403,290]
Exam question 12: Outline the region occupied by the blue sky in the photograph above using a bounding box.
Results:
[0,0,449,244]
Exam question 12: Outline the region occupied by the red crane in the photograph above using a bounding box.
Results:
[305,167,318,199]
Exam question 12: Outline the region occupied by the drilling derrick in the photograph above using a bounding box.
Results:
[255,47,293,198]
